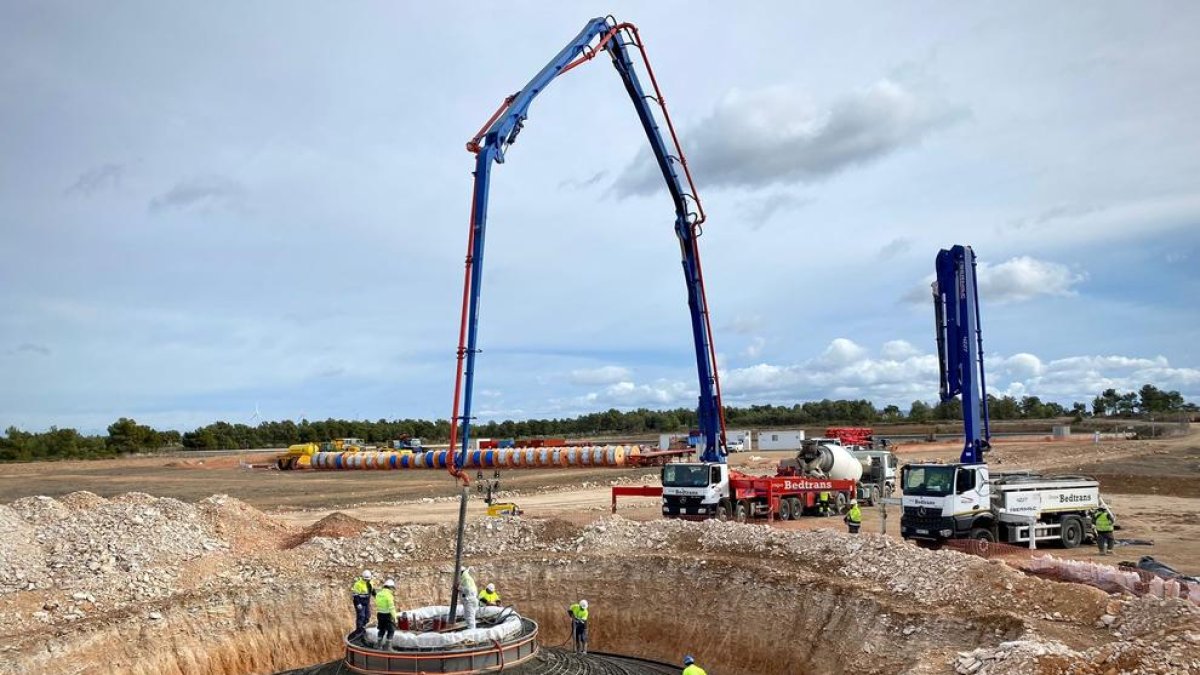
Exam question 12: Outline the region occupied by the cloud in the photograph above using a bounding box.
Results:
[880,339,920,360]
[724,315,763,335]
[741,337,766,359]
[613,79,965,195]
[65,163,124,196]
[149,175,245,213]
[876,237,913,261]
[737,192,812,228]
[568,365,632,385]
[715,339,1200,408]
[1009,203,1106,231]
[583,380,694,407]
[11,343,52,356]
[903,256,1086,304]
[558,170,608,190]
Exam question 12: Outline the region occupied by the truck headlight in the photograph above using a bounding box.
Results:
[940,529,953,537]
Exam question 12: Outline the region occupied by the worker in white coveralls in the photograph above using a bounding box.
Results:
[459,567,478,630]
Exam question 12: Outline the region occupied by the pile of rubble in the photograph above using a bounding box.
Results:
[0,492,252,604]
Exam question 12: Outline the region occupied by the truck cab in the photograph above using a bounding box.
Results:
[661,463,729,517]
[900,462,992,543]
[850,448,898,500]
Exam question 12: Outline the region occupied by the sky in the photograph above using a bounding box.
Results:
[2,2,1198,433]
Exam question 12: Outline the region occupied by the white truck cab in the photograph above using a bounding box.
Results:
[661,463,729,517]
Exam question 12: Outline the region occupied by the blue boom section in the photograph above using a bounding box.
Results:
[452,17,726,472]
[933,245,991,464]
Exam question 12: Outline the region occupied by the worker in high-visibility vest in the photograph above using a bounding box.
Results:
[1092,508,1116,555]
[682,655,707,675]
[350,570,375,640]
[479,583,501,607]
[818,492,832,517]
[844,500,863,535]
[374,579,398,650]
[568,599,589,654]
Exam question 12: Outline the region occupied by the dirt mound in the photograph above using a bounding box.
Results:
[197,494,291,551]
[287,512,371,548]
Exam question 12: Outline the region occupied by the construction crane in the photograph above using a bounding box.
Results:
[443,16,727,623]
[900,246,1105,549]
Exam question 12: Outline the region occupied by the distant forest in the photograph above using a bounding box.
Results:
[2,384,1194,462]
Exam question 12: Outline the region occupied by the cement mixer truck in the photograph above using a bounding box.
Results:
[661,439,862,521]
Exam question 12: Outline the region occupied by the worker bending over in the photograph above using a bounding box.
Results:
[374,579,398,650]
[844,499,862,534]
[682,654,707,675]
[479,583,501,607]
[817,491,832,517]
[459,567,479,630]
[350,570,375,640]
[568,599,589,654]
[1092,507,1116,556]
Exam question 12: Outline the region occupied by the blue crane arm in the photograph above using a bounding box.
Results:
[933,245,991,464]
[447,18,727,481]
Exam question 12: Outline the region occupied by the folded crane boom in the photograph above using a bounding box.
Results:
[933,245,991,464]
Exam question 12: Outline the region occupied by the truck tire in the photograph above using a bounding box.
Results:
[868,485,881,506]
[834,493,849,514]
[778,498,793,521]
[735,501,750,523]
[1060,517,1084,549]
[970,527,995,542]
[276,458,286,470]
[716,499,732,521]
[788,497,804,518]
[882,483,894,499]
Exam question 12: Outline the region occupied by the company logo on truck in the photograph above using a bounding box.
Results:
[783,480,833,491]
[1057,493,1092,504]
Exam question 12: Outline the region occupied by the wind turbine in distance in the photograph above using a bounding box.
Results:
[250,402,263,425]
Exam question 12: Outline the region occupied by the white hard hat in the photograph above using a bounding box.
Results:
[486,583,495,592]
[384,578,395,588]
[362,570,373,579]
[580,599,588,609]
[850,500,858,505]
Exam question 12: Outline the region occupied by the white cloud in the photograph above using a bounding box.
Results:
[904,256,1086,304]
[583,380,694,408]
[742,337,766,359]
[568,365,633,386]
[613,79,965,194]
[880,339,920,360]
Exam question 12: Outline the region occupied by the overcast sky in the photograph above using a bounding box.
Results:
[2,2,1198,433]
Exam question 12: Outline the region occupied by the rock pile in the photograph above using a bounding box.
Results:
[1,492,237,603]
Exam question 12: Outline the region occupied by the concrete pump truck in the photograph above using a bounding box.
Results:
[900,246,1105,549]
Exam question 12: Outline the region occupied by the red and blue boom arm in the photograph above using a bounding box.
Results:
[933,245,992,464]
[447,17,728,482]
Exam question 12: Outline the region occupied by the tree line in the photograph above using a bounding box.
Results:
[2,384,1194,460]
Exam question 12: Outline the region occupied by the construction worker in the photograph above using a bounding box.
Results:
[568,599,589,654]
[682,655,706,675]
[350,570,375,640]
[459,567,479,630]
[1093,507,1116,555]
[843,499,862,534]
[818,491,831,517]
[374,579,398,650]
[479,583,501,607]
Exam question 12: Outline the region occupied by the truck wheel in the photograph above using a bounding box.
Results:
[716,499,732,521]
[834,493,849,514]
[778,499,793,521]
[788,497,804,518]
[970,527,995,542]
[735,501,750,523]
[276,458,286,470]
[1060,517,1084,549]
[882,483,894,499]
[869,486,881,506]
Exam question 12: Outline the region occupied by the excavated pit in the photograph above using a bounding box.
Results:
[3,493,1198,674]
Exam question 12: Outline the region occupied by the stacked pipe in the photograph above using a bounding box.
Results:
[309,445,643,470]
